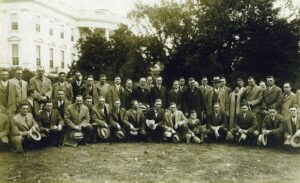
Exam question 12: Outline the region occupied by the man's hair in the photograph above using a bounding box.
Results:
[190,110,197,114]
[45,100,53,104]
[240,102,249,107]
[179,77,185,80]
[169,102,176,107]
[214,102,220,107]
[155,99,162,103]
[84,95,93,100]
[201,76,208,80]
[0,68,9,72]
[290,104,299,109]
[19,101,29,108]
[87,75,94,80]
[283,82,292,87]
[173,80,179,84]
[267,76,274,79]
[131,99,138,105]
[188,77,195,81]
[58,72,66,76]
[99,74,106,78]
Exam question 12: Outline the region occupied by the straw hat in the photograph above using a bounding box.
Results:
[97,127,111,139]
[29,128,41,141]
[290,134,300,148]
[72,131,84,140]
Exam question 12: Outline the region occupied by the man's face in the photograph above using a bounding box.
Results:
[140,79,146,88]
[214,104,221,113]
[45,103,53,112]
[75,97,83,107]
[190,113,197,119]
[173,81,179,90]
[115,77,121,85]
[179,79,185,86]
[241,106,248,113]
[220,79,226,87]
[37,68,45,78]
[87,78,93,86]
[238,80,244,87]
[189,80,195,87]
[59,74,66,82]
[170,104,177,113]
[156,78,162,86]
[126,80,133,89]
[1,71,9,81]
[269,109,277,118]
[154,101,162,110]
[114,101,121,108]
[201,78,208,85]
[290,107,297,118]
[194,81,199,88]
[57,91,65,100]
[15,70,22,80]
[147,77,153,85]
[248,79,255,87]
[100,76,106,84]
[260,82,266,89]
[213,82,220,88]
[283,84,291,94]
[20,105,29,116]
[85,99,93,108]
[266,78,274,86]
[75,73,81,81]
[98,98,105,107]
[132,101,139,110]
[234,86,240,93]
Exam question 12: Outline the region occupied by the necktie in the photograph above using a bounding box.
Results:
[118,109,121,122]
[172,114,176,127]
[19,80,22,87]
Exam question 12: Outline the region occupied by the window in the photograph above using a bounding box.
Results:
[36,46,41,66]
[35,16,41,32]
[49,48,54,68]
[11,14,18,31]
[49,20,53,36]
[12,44,19,65]
[71,28,74,41]
[61,50,65,68]
[60,25,64,39]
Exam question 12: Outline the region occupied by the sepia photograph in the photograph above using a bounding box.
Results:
[0,0,300,182]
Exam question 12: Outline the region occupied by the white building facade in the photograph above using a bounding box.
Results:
[0,0,126,74]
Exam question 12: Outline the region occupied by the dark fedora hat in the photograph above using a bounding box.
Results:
[211,76,221,83]
[115,129,126,140]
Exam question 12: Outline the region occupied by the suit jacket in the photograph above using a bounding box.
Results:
[71,80,84,102]
[52,81,73,102]
[64,104,90,129]
[150,85,168,108]
[10,113,39,136]
[262,114,284,135]
[240,85,263,114]
[182,87,205,117]
[52,99,71,118]
[199,85,214,114]
[186,118,202,133]
[234,111,258,132]
[91,103,110,126]
[280,92,296,119]
[283,116,300,138]
[163,110,187,129]
[98,83,111,99]
[132,86,151,106]
[36,109,64,131]
[7,78,28,115]
[229,92,241,129]
[124,108,145,129]
[124,88,133,110]
[167,89,183,110]
[110,107,126,127]
[208,111,228,128]
[0,113,9,140]
[29,76,52,100]
[206,88,229,116]
[145,107,165,126]
[0,80,10,108]
[19,98,40,119]
[262,85,282,110]
[106,85,125,109]
[82,84,102,104]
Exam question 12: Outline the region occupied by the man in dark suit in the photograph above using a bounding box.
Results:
[145,99,165,142]
[206,103,228,142]
[82,75,102,104]
[109,99,127,141]
[199,76,214,118]
[262,76,282,112]
[150,76,168,108]
[132,78,151,108]
[36,101,64,146]
[71,71,84,102]
[106,76,125,109]
[52,90,71,119]
[283,105,300,147]
[124,79,133,110]
[168,80,183,110]
[178,77,187,91]
[231,103,258,144]
[0,68,10,109]
[182,77,205,118]
[123,100,146,141]
[259,108,284,147]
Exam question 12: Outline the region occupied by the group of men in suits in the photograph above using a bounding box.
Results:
[1,66,300,153]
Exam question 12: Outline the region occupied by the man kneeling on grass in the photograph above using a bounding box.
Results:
[283,105,300,148]
[185,110,205,144]
[162,102,187,143]
[231,103,259,145]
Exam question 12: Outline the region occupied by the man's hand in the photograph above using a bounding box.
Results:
[57,124,62,131]
[140,129,146,135]
[74,125,81,131]
[287,135,292,140]
[129,124,134,130]
[116,124,121,130]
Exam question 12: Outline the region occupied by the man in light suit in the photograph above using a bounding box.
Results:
[36,101,64,146]
[283,105,300,147]
[109,99,127,141]
[91,96,110,141]
[10,102,40,152]
[29,66,52,112]
[162,102,188,143]
[64,95,93,147]
[82,75,102,104]
[19,89,40,119]
[132,78,151,108]
[220,76,232,98]
[98,74,111,99]
[280,82,296,119]
[123,100,147,141]
[168,80,183,110]
[199,76,214,117]
[8,67,28,115]
[150,76,168,108]
[0,68,10,109]
[52,90,71,119]
[52,72,73,102]
[106,76,125,109]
